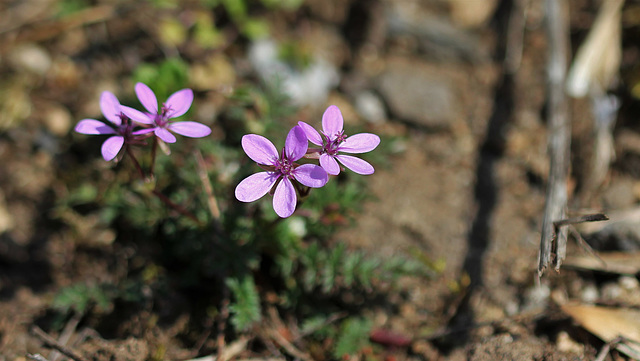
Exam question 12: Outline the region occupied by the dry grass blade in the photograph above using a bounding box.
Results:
[564,251,640,275]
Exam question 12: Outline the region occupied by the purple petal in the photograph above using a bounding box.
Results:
[101,136,124,161]
[336,155,375,175]
[338,133,381,154]
[75,119,116,135]
[133,128,156,135]
[242,134,279,165]
[135,83,158,114]
[169,121,211,138]
[235,171,279,202]
[284,126,308,161]
[155,128,176,143]
[273,178,296,218]
[166,88,193,118]
[297,121,323,146]
[319,154,341,175]
[322,105,343,140]
[100,91,122,125]
[121,105,154,124]
[293,164,328,188]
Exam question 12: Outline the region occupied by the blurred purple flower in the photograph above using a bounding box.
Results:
[298,105,380,175]
[235,126,328,218]
[75,91,138,161]
[122,82,211,143]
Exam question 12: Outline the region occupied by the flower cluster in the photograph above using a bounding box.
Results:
[235,105,380,218]
[75,83,211,161]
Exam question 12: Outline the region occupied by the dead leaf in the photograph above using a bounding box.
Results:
[561,303,640,359]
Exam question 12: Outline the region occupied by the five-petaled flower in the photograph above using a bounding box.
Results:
[298,105,380,175]
[235,126,328,218]
[75,91,139,161]
[123,82,211,144]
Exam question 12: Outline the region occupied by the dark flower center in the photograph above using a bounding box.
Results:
[275,149,295,178]
[323,131,347,155]
[117,112,135,138]
[155,103,173,127]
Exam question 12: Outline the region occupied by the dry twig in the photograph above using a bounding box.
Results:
[30,326,89,361]
[538,0,571,277]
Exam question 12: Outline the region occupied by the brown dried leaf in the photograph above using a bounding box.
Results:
[561,303,640,359]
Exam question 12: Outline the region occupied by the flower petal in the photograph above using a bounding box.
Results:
[273,178,296,218]
[166,88,193,118]
[155,128,176,143]
[338,133,380,153]
[101,136,124,161]
[336,155,375,175]
[293,164,328,188]
[284,125,308,161]
[322,105,343,139]
[235,171,279,202]
[121,105,154,124]
[297,121,323,146]
[100,91,122,125]
[242,134,279,165]
[133,128,155,135]
[135,82,158,114]
[75,119,116,135]
[169,121,211,138]
[319,154,341,175]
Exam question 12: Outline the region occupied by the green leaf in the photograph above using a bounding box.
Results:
[227,275,261,331]
[333,317,372,359]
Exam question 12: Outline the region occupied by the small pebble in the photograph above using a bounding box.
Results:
[580,283,599,303]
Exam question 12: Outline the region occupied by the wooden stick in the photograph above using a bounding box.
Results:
[538,0,571,278]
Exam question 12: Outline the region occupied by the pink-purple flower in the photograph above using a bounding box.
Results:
[75,91,138,161]
[298,105,380,175]
[122,82,211,143]
[235,126,329,218]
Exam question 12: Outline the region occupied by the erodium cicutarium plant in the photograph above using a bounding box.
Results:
[235,125,328,218]
[75,91,144,161]
[123,82,212,144]
[235,105,380,218]
[74,84,213,224]
[298,105,380,175]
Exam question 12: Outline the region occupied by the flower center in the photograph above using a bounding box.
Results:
[117,112,135,138]
[155,103,173,127]
[323,131,347,155]
[275,149,295,178]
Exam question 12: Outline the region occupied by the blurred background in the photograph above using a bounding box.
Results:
[2,0,640,360]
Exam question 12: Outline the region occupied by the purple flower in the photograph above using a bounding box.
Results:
[122,82,211,143]
[298,105,380,175]
[75,91,137,161]
[235,126,329,218]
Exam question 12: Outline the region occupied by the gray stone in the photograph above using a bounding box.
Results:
[377,59,457,128]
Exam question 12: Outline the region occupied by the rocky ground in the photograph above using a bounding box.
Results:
[2,0,640,360]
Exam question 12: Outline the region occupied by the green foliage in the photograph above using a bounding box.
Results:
[333,317,373,359]
[55,0,89,17]
[227,275,262,331]
[52,283,114,314]
[289,242,431,294]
